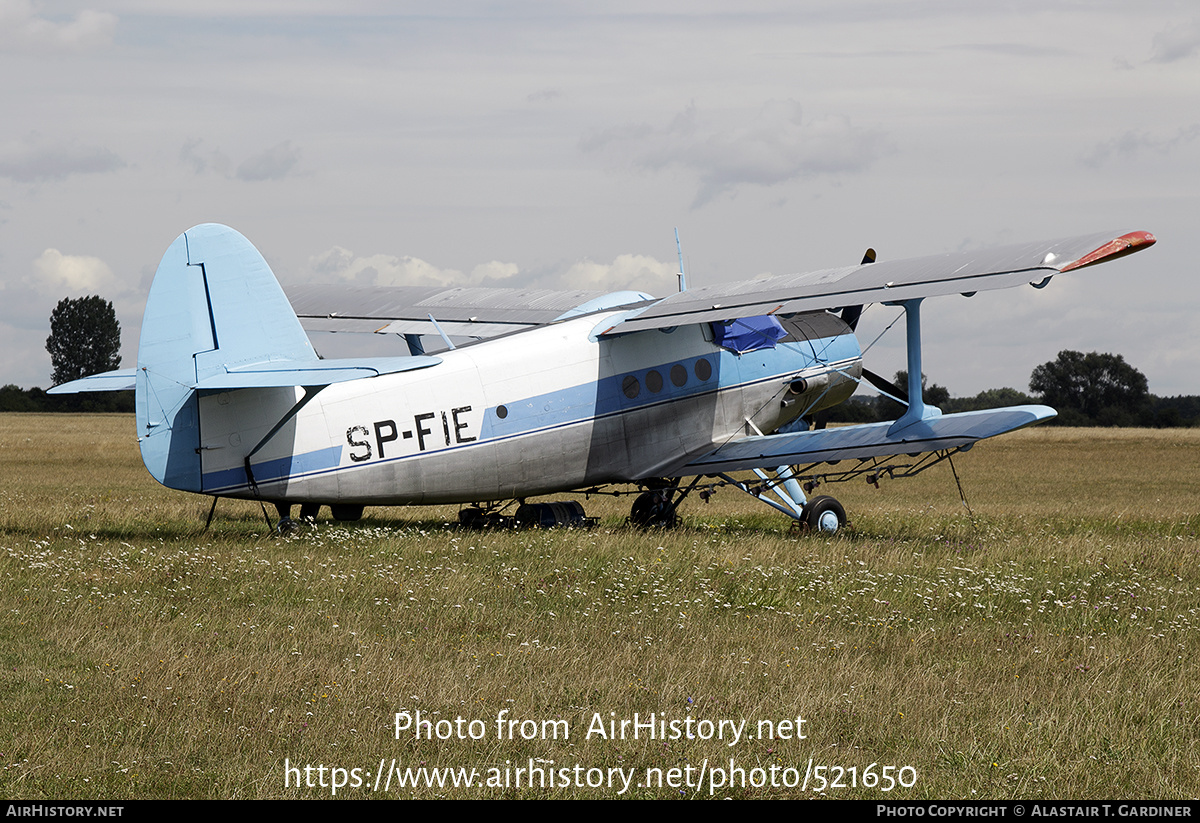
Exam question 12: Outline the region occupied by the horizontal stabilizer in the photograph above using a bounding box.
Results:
[191,355,441,390]
[47,368,137,394]
[47,358,440,394]
[671,406,1056,475]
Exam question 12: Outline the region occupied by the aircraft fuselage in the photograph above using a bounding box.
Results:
[194,311,861,505]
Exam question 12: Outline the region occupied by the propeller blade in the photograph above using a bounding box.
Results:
[839,248,875,331]
[863,368,908,405]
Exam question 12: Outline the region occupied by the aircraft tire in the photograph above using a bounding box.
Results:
[629,491,677,529]
[802,495,845,533]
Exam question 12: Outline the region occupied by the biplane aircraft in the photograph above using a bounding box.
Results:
[50,223,1155,533]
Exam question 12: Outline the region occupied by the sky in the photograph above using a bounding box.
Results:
[2,0,1197,397]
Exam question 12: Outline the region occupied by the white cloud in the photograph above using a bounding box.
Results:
[558,255,677,294]
[29,248,120,295]
[0,1,116,50]
[308,247,468,287]
[308,247,675,294]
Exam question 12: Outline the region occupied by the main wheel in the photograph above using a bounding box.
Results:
[329,504,365,522]
[802,495,846,533]
[629,491,677,529]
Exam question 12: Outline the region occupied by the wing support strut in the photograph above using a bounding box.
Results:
[887,298,942,436]
[239,386,328,532]
[428,314,456,350]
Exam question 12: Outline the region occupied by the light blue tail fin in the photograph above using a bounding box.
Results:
[137,224,317,491]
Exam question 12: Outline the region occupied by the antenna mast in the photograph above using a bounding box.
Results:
[674,227,688,293]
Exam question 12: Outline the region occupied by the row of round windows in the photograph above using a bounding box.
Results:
[622,357,713,400]
[492,357,715,419]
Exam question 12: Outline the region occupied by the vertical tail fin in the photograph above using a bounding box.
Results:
[137,224,315,490]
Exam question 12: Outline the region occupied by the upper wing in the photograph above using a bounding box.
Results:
[286,230,1153,341]
[600,230,1155,335]
[287,283,655,340]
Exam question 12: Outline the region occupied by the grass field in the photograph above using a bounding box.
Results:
[1,412,1197,799]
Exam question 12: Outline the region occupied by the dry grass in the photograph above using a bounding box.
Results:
[1,413,1197,798]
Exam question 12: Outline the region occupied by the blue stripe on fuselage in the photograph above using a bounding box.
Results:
[202,444,343,494]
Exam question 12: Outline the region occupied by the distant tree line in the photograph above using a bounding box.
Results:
[828,350,1200,428]
[5,303,1197,429]
[0,384,133,413]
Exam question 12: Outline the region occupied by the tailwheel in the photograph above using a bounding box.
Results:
[801,495,846,534]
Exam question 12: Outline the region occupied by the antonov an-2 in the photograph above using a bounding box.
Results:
[50,224,1155,533]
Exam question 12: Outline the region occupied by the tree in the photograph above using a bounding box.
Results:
[1029,350,1150,426]
[0,384,40,412]
[944,387,1035,414]
[46,296,122,386]
[876,370,950,420]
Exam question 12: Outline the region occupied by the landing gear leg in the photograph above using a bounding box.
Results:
[299,503,320,523]
[715,467,848,534]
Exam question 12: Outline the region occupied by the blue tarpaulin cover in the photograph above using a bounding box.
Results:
[711,316,787,354]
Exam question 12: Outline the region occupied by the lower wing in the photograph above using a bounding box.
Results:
[669,406,1054,475]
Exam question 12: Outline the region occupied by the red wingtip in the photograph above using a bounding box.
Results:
[1059,231,1157,272]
